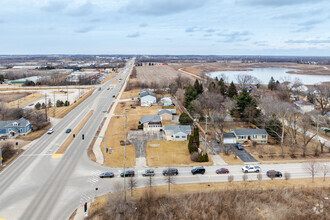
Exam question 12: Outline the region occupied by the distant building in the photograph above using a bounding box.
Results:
[10,76,49,84]
[164,125,191,141]
[295,100,315,112]
[140,115,162,132]
[158,109,173,121]
[12,66,40,70]
[140,89,156,106]
[0,118,32,138]
[231,129,268,144]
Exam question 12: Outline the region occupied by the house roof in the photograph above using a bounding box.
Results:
[140,89,156,98]
[232,129,268,136]
[158,109,172,115]
[141,115,161,124]
[0,117,30,129]
[295,100,313,106]
[223,133,236,138]
[164,125,192,135]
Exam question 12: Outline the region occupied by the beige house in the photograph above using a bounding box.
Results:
[231,129,268,144]
[158,109,173,121]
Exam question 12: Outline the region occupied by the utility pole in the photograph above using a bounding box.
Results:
[45,93,48,121]
[204,115,208,154]
[53,90,56,117]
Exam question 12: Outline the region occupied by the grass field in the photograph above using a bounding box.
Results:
[219,152,244,165]
[18,123,52,141]
[146,140,213,167]
[5,92,44,108]
[120,88,140,99]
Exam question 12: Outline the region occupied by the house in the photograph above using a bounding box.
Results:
[140,115,162,132]
[295,100,315,112]
[231,129,268,144]
[222,133,237,144]
[140,89,156,106]
[0,118,32,137]
[164,125,192,141]
[160,97,173,106]
[158,109,173,121]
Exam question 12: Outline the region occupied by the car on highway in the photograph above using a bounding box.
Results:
[47,128,54,134]
[241,165,261,173]
[65,128,72,133]
[216,168,229,174]
[191,167,205,175]
[120,170,135,177]
[266,170,282,178]
[162,168,178,176]
[99,172,114,178]
[142,169,155,177]
[112,95,115,98]
[236,143,243,150]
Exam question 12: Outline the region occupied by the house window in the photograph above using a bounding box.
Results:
[175,136,180,138]
[20,128,23,132]
[182,136,186,138]
[253,135,257,139]
[262,135,267,139]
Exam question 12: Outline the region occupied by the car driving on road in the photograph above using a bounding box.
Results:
[120,170,135,177]
[266,170,282,178]
[99,172,114,178]
[47,128,54,134]
[65,128,71,133]
[142,169,155,177]
[162,168,178,176]
[241,165,261,173]
[191,167,205,175]
[216,168,229,174]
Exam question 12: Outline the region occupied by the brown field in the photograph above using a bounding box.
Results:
[146,140,213,167]
[219,152,244,165]
[87,178,330,220]
[170,62,330,76]
[120,88,140,99]
[3,92,44,108]
[55,110,93,154]
[0,92,31,102]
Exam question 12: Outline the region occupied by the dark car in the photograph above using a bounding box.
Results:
[266,170,282,178]
[216,168,229,174]
[65,128,72,133]
[112,95,115,98]
[236,143,243,150]
[162,168,178,176]
[142,169,155,177]
[99,172,114,178]
[191,167,205,175]
[120,170,135,177]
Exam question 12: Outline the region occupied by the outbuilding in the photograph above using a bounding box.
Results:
[222,133,237,144]
[140,89,157,107]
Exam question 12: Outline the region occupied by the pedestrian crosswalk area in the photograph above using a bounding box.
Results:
[79,169,101,204]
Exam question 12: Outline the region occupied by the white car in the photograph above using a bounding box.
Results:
[241,165,261,173]
[47,128,54,134]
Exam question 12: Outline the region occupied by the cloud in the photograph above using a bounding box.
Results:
[127,32,140,38]
[124,0,211,16]
[205,28,215,33]
[286,38,330,44]
[272,9,324,20]
[139,23,148,27]
[254,41,268,46]
[67,2,95,17]
[41,1,68,12]
[294,19,325,32]
[238,0,325,7]
[185,26,199,33]
[75,26,95,33]
[217,31,251,42]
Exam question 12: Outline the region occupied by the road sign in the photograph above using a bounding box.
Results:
[98,136,103,138]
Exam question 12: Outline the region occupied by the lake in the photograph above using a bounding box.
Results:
[207,68,330,85]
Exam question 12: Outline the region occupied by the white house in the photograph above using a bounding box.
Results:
[140,115,162,132]
[222,133,237,144]
[295,100,315,112]
[140,89,156,106]
[163,125,192,141]
[160,97,173,106]
[231,129,268,144]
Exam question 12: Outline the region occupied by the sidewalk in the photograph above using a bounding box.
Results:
[73,202,90,220]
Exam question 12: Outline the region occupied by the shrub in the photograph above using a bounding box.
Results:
[34,102,41,110]
[228,175,234,183]
[64,100,70,106]
[179,112,193,125]
[190,152,199,162]
[197,153,209,162]
[1,142,16,162]
[137,124,143,130]
[284,172,291,181]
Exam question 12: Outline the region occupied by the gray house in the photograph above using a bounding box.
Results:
[231,129,268,144]
[140,89,156,106]
[0,118,32,138]
[164,125,192,141]
[140,115,162,132]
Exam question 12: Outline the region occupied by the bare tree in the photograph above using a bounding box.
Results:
[286,113,299,157]
[301,114,317,157]
[0,102,8,120]
[310,85,329,115]
[146,175,153,189]
[303,161,320,183]
[257,173,262,188]
[284,172,290,181]
[242,174,248,182]
[235,74,258,88]
[322,163,328,182]
[127,177,137,197]
[164,174,175,193]
[228,175,234,184]
[268,170,276,180]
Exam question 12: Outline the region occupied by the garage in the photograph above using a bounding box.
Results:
[223,133,237,144]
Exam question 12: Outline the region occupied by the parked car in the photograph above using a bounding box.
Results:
[99,172,114,178]
[162,168,178,176]
[241,165,261,173]
[107,88,110,90]
[266,170,282,178]
[65,128,72,133]
[191,167,205,175]
[47,128,54,134]
[236,143,243,150]
[112,95,115,98]
[120,170,135,177]
[142,169,155,177]
[216,168,229,174]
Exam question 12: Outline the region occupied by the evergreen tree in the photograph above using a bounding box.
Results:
[268,77,276,91]
[233,88,259,120]
[34,102,41,110]
[184,85,198,108]
[275,80,280,90]
[208,81,217,93]
[227,81,238,98]
[193,127,200,147]
[179,112,193,125]
[41,102,46,109]
[194,79,203,94]
[265,116,282,143]
[215,76,219,81]
[218,78,226,96]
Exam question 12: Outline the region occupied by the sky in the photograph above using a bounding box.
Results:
[0,0,330,56]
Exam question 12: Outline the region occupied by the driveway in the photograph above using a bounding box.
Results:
[127,130,165,157]
[227,144,258,163]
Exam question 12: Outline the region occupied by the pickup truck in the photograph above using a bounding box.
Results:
[241,165,261,173]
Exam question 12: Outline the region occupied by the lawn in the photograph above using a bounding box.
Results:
[219,152,244,165]
[120,88,140,99]
[146,140,213,167]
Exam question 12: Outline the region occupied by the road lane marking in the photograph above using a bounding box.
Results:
[52,154,63,158]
